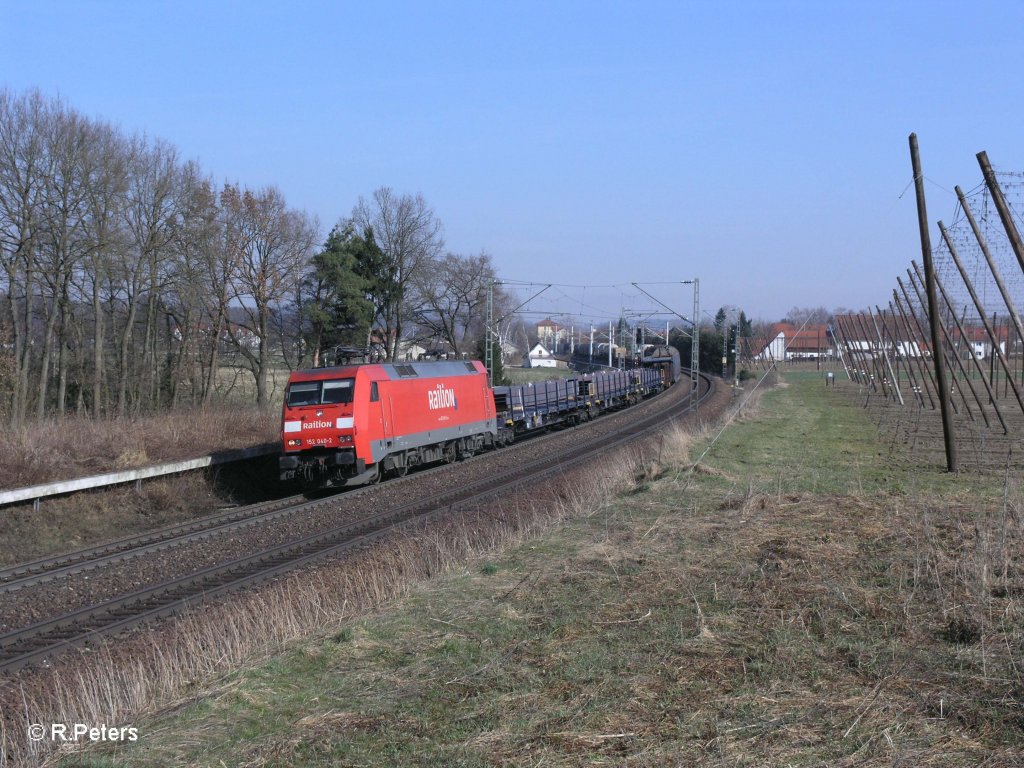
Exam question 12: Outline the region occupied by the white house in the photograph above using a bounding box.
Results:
[523,342,558,368]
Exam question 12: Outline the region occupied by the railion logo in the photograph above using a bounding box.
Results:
[427,383,457,411]
[303,420,333,429]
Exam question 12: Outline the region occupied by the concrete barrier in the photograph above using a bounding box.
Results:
[0,443,279,509]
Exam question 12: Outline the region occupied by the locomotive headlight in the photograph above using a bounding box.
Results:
[287,439,302,447]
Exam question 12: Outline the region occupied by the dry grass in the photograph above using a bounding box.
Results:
[0,473,245,567]
[0,406,279,491]
[2,449,647,767]
[0,404,281,567]
[656,421,703,466]
[732,371,775,421]
[69,464,1021,766]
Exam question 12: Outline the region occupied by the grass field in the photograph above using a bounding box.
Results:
[61,371,1024,767]
[503,365,574,384]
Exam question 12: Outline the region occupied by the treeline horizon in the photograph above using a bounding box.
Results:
[0,89,514,423]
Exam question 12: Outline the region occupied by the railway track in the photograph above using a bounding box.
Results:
[0,373,714,674]
[0,494,309,593]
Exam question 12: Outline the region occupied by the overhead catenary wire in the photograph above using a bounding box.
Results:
[496,278,702,344]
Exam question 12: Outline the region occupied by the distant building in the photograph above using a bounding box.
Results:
[754,323,833,361]
[951,325,1009,360]
[523,342,559,368]
[830,315,930,364]
[536,318,566,350]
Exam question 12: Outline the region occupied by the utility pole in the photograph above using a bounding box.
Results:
[485,280,494,385]
[691,279,700,406]
[608,321,613,368]
[721,323,728,379]
[731,324,738,383]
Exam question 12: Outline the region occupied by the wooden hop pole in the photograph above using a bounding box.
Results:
[910,133,957,471]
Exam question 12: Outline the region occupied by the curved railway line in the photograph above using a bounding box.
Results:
[0,373,714,675]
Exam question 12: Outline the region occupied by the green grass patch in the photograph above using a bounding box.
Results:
[700,371,1000,502]
[504,366,574,384]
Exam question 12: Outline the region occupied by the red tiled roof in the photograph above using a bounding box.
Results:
[951,325,1010,343]
[767,323,831,351]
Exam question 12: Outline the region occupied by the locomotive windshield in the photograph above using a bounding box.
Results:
[286,378,355,406]
[322,379,354,404]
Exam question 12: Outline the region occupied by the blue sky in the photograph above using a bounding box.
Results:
[2,0,1022,323]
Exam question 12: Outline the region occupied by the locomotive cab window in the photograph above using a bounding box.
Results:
[370,382,379,402]
[286,382,319,407]
[286,378,355,406]
[321,379,355,404]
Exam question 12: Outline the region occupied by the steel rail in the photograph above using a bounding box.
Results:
[0,495,310,592]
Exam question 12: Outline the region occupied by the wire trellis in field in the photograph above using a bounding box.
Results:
[840,145,1024,472]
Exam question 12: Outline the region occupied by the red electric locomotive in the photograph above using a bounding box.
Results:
[279,360,498,488]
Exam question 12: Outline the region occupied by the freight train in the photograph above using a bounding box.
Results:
[279,359,675,490]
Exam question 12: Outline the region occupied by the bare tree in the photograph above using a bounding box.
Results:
[111,137,179,416]
[408,252,493,354]
[35,104,96,418]
[195,182,245,406]
[0,88,324,418]
[79,122,130,417]
[227,186,317,408]
[0,90,49,424]
[352,187,443,359]
[163,163,220,405]
[782,306,832,326]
